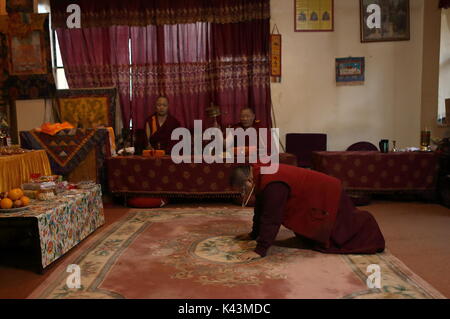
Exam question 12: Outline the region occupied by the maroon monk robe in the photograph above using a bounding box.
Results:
[231,120,271,153]
[145,113,181,153]
[250,164,385,257]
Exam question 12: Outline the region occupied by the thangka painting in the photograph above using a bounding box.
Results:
[8,30,47,75]
[295,0,333,32]
[0,13,55,99]
[55,88,117,131]
[336,57,365,86]
[360,0,410,42]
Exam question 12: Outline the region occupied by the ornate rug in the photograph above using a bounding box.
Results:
[28,208,445,299]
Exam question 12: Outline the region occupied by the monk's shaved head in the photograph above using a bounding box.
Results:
[230,165,252,189]
[239,108,256,128]
[155,96,169,116]
[240,108,255,115]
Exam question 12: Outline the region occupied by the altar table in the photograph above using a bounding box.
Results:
[106,156,241,198]
[312,151,439,195]
[0,185,104,272]
[0,150,52,192]
[20,128,112,185]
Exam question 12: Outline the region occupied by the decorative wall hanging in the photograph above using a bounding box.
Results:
[360,0,410,42]
[336,57,365,86]
[270,24,282,83]
[8,30,47,75]
[55,87,118,132]
[0,13,55,100]
[295,0,334,32]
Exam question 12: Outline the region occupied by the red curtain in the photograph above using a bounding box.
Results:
[130,20,271,130]
[51,0,271,130]
[130,23,211,129]
[56,27,132,128]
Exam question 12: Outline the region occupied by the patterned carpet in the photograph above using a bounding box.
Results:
[28,208,445,299]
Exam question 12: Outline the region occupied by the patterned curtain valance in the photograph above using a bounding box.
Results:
[50,0,270,29]
[440,0,450,9]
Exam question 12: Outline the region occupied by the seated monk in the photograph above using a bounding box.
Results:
[232,107,262,131]
[145,96,181,154]
[229,108,269,155]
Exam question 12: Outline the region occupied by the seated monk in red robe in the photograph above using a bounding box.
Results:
[145,96,181,154]
[231,164,386,261]
[229,108,269,155]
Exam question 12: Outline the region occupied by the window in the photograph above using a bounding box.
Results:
[38,0,69,90]
[53,33,69,90]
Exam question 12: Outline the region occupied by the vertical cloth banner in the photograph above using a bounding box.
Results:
[270,25,281,83]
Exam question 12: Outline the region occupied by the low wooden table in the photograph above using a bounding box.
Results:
[312,151,439,196]
[106,153,298,199]
[106,156,240,198]
[0,185,104,273]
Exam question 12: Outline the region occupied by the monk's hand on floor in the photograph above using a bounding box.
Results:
[235,233,253,241]
[238,251,261,262]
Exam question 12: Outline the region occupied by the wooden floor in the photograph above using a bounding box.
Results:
[0,200,449,299]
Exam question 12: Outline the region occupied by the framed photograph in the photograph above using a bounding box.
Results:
[360,0,410,42]
[336,57,365,86]
[7,30,48,75]
[294,0,334,32]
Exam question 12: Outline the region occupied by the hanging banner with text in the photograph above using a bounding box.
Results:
[270,33,282,83]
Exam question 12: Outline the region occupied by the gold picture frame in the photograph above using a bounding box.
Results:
[294,0,334,32]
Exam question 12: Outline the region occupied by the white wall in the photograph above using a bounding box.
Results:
[14,99,53,144]
[271,0,424,151]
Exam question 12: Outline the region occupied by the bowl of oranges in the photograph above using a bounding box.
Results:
[0,188,31,213]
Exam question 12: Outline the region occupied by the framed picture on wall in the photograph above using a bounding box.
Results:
[7,30,48,75]
[360,0,410,42]
[294,0,334,32]
[336,57,365,86]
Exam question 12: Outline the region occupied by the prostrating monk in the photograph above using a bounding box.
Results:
[231,164,385,261]
[145,96,181,153]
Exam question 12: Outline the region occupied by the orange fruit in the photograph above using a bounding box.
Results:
[13,200,23,208]
[8,188,24,201]
[20,196,30,206]
[1,198,13,209]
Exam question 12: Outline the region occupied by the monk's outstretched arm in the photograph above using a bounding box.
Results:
[254,182,290,257]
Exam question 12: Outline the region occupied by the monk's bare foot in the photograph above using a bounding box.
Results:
[235,233,253,241]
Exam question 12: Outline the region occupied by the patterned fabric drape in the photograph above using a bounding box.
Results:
[51,0,270,28]
[51,0,272,130]
[440,0,450,9]
[130,20,271,129]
